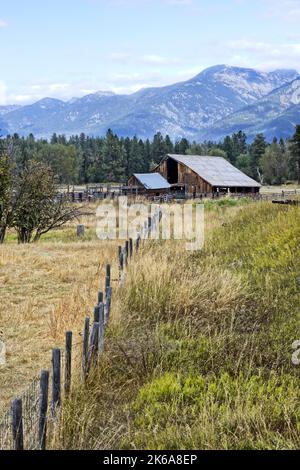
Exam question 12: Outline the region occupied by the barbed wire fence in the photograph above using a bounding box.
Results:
[0,209,162,450]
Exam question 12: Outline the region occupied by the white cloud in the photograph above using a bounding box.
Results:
[139,54,180,65]
[0,19,8,28]
[222,38,300,71]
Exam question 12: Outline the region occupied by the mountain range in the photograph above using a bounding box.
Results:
[1,65,300,142]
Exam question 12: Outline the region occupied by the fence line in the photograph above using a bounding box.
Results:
[0,209,161,450]
[58,185,300,204]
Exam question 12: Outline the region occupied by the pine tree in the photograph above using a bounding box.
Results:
[174,138,189,155]
[249,133,267,181]
[233,131,247,157]
[151,132,167,163]
[289,125,300,184]
[222,136,235,163]
[164,135,174,154]
[102,129,125,182]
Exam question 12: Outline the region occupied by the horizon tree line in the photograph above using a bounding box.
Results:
[1,126,300,185]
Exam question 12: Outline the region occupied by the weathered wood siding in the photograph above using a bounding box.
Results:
[155,161,212,193]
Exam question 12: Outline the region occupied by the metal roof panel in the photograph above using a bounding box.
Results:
[133,173,171,190]
[167,154,261,188]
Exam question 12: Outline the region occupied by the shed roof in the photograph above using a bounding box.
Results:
[166,154,261,188]
[133,173,171,190]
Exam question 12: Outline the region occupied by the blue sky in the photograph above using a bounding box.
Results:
[1,0,300,105]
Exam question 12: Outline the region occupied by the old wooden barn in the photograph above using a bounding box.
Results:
[154,154,261,195]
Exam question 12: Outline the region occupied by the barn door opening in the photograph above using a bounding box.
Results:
[167,158,178,184]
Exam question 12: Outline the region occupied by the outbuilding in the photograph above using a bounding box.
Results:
[128,173,171,196]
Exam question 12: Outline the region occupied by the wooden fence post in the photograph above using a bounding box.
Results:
[105,264,111,295]
[94,305,100,323]
[119,246,124,273]
[64,332,72,396]
[12,398,23,450]
[98,291,103,304]
[38,370,49,450]
[125,241,129,265]
[87,322,99,372]
[51,349,61,417]
[105,287,112,325]
[82,317,90,381]
[129,238,133,258]
[99,304,105,353]
[76,225,85,237]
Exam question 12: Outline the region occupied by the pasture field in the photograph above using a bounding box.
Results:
[0,206,119,412]
[260,184,300,194]
[53,200,300,450]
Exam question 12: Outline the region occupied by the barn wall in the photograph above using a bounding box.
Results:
[155,162,168,180]
[177,163,212,193]
[128,175,142,187]
[155,159,212,193]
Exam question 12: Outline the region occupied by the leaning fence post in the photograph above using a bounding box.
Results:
[12,398,24,450]
[82,317,90,381]
[65,332,72,396]
[38,370,49,450]
[51,349,61,417]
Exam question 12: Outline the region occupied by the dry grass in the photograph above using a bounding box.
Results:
[0,206,119,412]
[260,184,300,193]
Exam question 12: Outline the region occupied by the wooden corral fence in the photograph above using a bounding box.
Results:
[260,189,300,201]
[56,184,300,204]
[0,209,162,450]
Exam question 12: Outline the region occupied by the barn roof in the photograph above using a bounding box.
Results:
[166,154,261,188]
[133,173,171,190]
